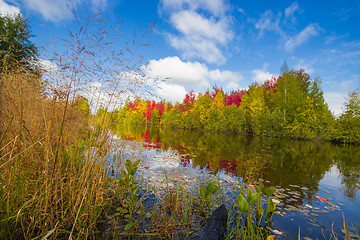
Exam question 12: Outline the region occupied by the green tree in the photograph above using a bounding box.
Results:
[342,90,360,118]
[333,90,360,144]
[0,13,38,71]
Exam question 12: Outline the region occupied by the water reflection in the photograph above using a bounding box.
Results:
[116,124,360,203]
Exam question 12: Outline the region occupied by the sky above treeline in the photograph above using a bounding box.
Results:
[1,0,360,115]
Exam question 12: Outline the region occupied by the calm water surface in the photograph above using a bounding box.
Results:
[116,125,360,239]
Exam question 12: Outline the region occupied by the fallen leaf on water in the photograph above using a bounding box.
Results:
[272,229,283,235]
[273,199,280,204]
[267,235,277,240]
[324,206,339,211]
[315,196,328,202]
[327,202,339,208]
[321,189,332,194]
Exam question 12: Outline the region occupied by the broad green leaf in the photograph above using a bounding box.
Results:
[238,194,249,212]
[260,182,276,197]
[247,187,261,206]
[210,185,220,195]
[133,159,141,168]
[266,197,276,214]
[256,201,264,217]
[131,185,140,198]
[206,181,216,194]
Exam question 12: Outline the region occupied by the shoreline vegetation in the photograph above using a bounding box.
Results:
[1,12,359,239]
[98,68,360,145]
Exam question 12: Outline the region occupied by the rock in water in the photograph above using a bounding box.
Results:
[199,204,228,240]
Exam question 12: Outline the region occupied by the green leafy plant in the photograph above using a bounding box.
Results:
[200,180,220,209]
[234,183,277,239]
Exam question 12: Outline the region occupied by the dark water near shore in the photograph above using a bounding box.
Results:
[116,125,360,239]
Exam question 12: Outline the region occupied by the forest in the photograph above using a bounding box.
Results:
[99,68,360,144]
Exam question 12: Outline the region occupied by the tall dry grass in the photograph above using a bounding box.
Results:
[0,12,154,239]
[0,65,109,239]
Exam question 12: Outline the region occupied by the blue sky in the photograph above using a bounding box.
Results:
[1,0,360,115]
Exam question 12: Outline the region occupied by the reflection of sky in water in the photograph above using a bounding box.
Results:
[319,166,344,202]
[320,166,341,189]
[320,165,360,203]
[117,137,360,239]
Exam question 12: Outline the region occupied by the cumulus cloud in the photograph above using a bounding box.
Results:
[146,56,210,88]
[0,0,21,16]
[251,69,274,84]
[208,69,242,90]
[157,83,187,103]
[285,23,320,51]
[84,81,125,113]
[170,10,232,44]
[159,0,234,64]
[38,59,58,72]
[145,56,243,102]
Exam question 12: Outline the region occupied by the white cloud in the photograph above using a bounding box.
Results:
[237,8,245,15]
[292,58,315,74]
[0,0,21,16]
[168,35,227,65]
[145,56,243,101]
[157,83,187,103]
[84,81,129,113]
[159,0,233,64]
[324,92,346,116]
[146,56,210,88]
[285,23,320,51]
[38,59,58,72]
[209,69,242,90]
[251,69,273,84]
[159,0,228,17]
[255,10,284,39]
[21,0,73,22]
[285,2,300,23]
[20,0,108,22]
[170,10,232,44]
[91,0,107,11]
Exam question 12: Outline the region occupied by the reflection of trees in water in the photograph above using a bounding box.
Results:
[335,144,360,199]
[116,125,360,201]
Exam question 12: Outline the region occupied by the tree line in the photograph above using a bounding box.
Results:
[101,67,360,144]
